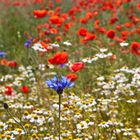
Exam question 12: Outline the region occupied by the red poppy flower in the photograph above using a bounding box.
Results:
[66,73,78,81]
[49,16,63,25]
[109,17,118,25]
[56,0,61,4]
[65,22,74,30]
[115,0,123,6]
[0,59,8,66]
[8,61,17,68]
[132,16,140,24]
[85,12,93,20]
[113,36,123,43]
[137,3,140,10]
[70,62,84,72]
[13,2,25,7]
[55,7,62,12]
[4,86,14,96]
[78,28,87,36]
[56,36,62,41]
[106,29,115,39]
[125,0,131,2]
[80,18,88,24]
[83,33,97,41]
[136,27,140,35]
[94,20,100,29]
[130,42,140,55]
[33,9,47,18]
[40,41,49,51]
[48,1,54,9]
[125,22,132,28]
[116,25,123,31]
[50,28,58,34]
[35,0,44,3]
[48,10,55,16]
[97,27,106,34]
[69,7,77,16]
[21,86,30,94]
[121,31,129,40]
[48,52,68,65]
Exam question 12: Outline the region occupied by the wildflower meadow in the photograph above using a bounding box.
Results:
[0,0,140,139]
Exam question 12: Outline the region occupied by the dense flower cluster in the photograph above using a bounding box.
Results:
[0,62,139,139]
[0,0,140,139]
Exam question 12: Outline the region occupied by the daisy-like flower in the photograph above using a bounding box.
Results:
[12,128,25,135]
[46,76,74,94]
[30,114,45,126]
[76,121,88,131]
[120,42,129,47]
[49,43,60,49]
[63,41,72,46]
[100,48,108,53]
[0,122,8,132]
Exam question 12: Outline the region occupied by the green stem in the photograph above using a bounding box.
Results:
[58,94,61,140]
[6,109,28,140]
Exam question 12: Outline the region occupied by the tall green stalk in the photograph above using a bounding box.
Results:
[58,94,61,140]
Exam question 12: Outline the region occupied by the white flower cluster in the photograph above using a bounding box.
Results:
[32,43,47,52]
[82,48,113,63]
[120,42,129,47]
[48,43,60,49]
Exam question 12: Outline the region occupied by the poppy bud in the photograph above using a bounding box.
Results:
[3,103,9,109]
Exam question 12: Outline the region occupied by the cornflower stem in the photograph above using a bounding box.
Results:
[58,94,61,140]
[6,109,28,140]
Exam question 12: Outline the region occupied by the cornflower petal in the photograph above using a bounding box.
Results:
[46,76,74,94]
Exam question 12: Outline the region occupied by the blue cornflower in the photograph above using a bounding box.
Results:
[0,51,6,58]
[59,64,66,68]
[24,39,32,47]
[46,76,74,94]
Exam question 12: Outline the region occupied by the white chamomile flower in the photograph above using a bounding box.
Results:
[120,42,129,47]
[12,128,25,135]
[49,43,60,49]
[100,48,108,52]
[63,41,72,46]
[38,64,45,71]
[0,122,8,132]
